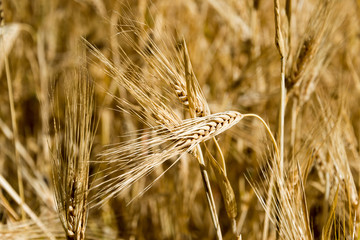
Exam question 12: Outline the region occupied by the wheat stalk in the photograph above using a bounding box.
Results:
[0,0,26,220]
[274,0,287,179]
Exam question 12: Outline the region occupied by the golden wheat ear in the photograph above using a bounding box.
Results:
[181,38,239,235]
[90,111,243,207]
[51,62,96,240]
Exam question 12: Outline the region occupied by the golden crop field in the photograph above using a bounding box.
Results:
[1,0,360,239]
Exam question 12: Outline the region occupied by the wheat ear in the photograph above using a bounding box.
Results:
[52,65,95,240]
[88,24,233,239]
[182,39,225,239]
[91,111,243,207]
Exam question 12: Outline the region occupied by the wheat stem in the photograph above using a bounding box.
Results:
[183,38,223,239]
[272,1,287,237]
[279,58,286,179]
[290,97,298,162]
[262,174,275,240]
[195,145,223,240]
[243,114,279,157]
[1,5,26,220]
[274,0,287,180]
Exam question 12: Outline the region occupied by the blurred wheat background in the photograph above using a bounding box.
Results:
[1,0,360,239]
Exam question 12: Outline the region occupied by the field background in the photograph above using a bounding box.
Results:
[1,0,360,239]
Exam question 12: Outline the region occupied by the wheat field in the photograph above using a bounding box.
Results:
[1,0,360,239]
